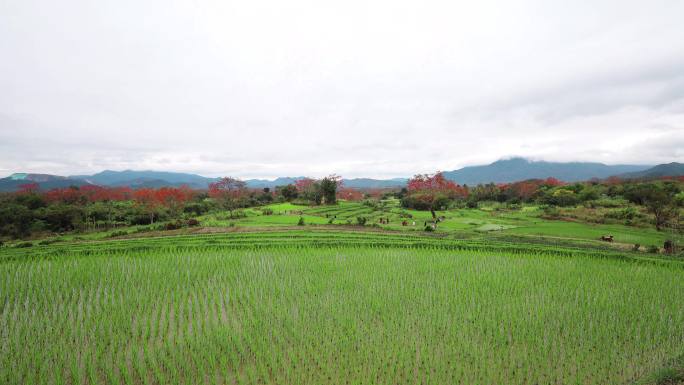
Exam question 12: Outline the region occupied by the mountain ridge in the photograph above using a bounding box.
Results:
[2,158,681,192]
[614,162,684,179]
[441,158,650,184]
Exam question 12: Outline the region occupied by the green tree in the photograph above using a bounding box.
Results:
[320,175,340,205]
[0,203,34,238]
[44,204,85,232]
[277,184,298,201]
[625,183,679,231]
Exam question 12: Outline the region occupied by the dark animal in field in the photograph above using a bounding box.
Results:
[664,240,675,254]
[402,221,408,226]
[600,235,614,242]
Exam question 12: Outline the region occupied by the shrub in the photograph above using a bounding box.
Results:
[261,208,273,216]
[402,194,452,211]
[297,217,305,226]
[230,210,247,219]
[541,206,562,219]
[604,207,638,221]
[647,245,660,253]
[356,217,367,226]
[586,197,628,208]
[632,244,640,251]
[44,204,85,232]
[183,201,213,216]
[108,230,129,238]
[164,221,183,231]
[424,225,434,232]
[38,239,60,245]
[16,242,33,248]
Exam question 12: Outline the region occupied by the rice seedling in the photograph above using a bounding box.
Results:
[1,232,682,384]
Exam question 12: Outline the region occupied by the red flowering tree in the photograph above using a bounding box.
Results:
[295,178,322,204]
[103,187,134,201]
[209,177,247,217]
[43,186,133,204]
[337,187,364,201]
[293,176,342,205]
[405,172,467,218]
[295,178,316,192]
[543,177,564,187]
[18,183,39,194]
[155,186,194,217]
[133,188,162,224]
[364,188,385,199]
[44,186,86,205]
[507,180,543,202]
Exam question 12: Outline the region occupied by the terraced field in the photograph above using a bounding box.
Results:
[81,200,670,250]
[1,230,683,385]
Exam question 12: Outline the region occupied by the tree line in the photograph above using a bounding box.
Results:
[1,173,682,241]
[0,175,343,240]
[400,172,684,231]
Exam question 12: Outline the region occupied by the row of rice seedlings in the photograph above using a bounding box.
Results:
[2,246,684,384]
[1,229,642,259]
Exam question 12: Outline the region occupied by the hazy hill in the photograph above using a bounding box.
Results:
[342,178,407,189]
[0,170,407,191]
[71,170,218,189]
[0,173,92,192]
[2,159,676,193]
[244,177,307,189]
[442,158,649,184]
[614,162,684,179]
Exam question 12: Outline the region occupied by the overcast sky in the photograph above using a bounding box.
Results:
[1,0,683,179]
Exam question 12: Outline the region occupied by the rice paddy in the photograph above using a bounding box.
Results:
[1,230,683,385]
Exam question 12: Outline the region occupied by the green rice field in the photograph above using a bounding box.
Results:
[1,230,683,385]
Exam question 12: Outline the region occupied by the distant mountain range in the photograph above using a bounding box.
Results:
[615,162,684,180]
[441,158,650,184]
[1,159,681,192]
[342,178,409,189]
[0,170,409,192]
[0,173,92,192]
[71,170,217,189]
[241,177,307,189]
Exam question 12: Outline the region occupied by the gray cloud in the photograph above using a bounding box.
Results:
[1,0,683,178]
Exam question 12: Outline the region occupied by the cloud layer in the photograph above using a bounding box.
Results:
[1,0,683,178]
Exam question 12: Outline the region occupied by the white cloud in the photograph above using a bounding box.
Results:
[0,0,683,178]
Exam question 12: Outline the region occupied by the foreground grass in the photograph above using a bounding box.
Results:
[635,353,684,385]
[1,233,683,385]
